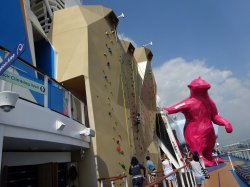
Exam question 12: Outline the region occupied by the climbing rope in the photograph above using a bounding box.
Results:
[120,54,132,156]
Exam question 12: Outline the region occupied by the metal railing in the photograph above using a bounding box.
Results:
[227,148,250,161]
[0,46,88,126]
[98,175,128,187]
[145,164,195,187]
[226,148,250,171]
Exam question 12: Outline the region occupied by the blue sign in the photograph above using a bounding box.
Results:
[0,41,25,76]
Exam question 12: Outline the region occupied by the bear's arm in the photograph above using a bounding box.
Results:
[209,98,233,133]
[163,98,191,114]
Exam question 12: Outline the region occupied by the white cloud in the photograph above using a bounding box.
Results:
[118,33,138,47]
[154,57,250,146]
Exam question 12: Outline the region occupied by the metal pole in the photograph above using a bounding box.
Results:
[179,171,185,187]
[163,179,167,187]
[123,177,128,187]
[190,169,196,186]
[111,180,115,187]
[68,92,72,118]
[44,75,48,108]
[187,167,195,187]
[247,150,250,161]
[184,168,190,187]
[148,174,151,183]
[173,173,178,187]
[228,153,235,171]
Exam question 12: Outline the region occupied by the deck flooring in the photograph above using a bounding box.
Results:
[204,160,244,187]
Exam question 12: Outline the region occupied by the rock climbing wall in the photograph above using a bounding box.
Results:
[133,48,157,161]
[119,41,157,163]
[51,5,157,186]
[87,13,133,180]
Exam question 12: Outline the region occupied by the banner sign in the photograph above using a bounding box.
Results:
[0,71,47,94]
[0,42,25,76]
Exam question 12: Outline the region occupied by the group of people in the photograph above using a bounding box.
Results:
[129,151,208,187]
[129,154,174,187]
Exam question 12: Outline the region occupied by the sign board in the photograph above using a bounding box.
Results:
[0,42,25,76]
[0,71,46,94]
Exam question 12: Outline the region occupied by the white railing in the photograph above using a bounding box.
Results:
[227,148,250,171]
[145,164,195,187]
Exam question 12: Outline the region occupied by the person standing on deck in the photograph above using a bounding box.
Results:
[129,156,146,187]
[146,156,158,186]
[190,151,206,187]
[162,154,174,187]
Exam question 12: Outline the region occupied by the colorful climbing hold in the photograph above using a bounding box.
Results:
[116,146,121,152]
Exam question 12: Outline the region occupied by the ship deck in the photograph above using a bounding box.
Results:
[205,157,249,187]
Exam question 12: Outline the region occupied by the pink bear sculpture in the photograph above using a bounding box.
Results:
[163,77,233,166]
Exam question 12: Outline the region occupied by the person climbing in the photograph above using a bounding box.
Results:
[162,154,174,187]
[129,156,146,187]
[146,156,158,185]
[135,113,141,125]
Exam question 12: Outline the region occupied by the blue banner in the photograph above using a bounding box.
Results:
[0,41,25,76]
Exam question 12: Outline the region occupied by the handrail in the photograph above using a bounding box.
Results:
[226,148,250,171]
[0,45,68,91]
[98,175,127,182]
[148,169,163,175]
[144,165,187,187]
[226,148,250,154]
[98,175,128,187]
[0,45,88,125]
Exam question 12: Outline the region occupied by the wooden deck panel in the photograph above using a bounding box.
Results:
[204,160,243,187]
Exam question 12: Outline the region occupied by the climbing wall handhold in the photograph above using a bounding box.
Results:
[118,162,126,171]
[108,48,112,55]
[116,146,121,152]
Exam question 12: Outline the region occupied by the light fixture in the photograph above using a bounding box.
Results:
[80,128,95,137]
[56,120,66,130]
[142,41,153,47]
[80,147,85,159]
[117,12,125,19]
[0,91,19,112]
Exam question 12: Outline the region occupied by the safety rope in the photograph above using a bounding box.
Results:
[131,59,138,112]
[120,66,132,156]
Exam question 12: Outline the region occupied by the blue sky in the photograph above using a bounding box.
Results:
[84,0,250,146]
[85,0,250,78]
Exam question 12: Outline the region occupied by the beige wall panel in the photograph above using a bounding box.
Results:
[133,48,157,162]
[52,6,87,34]
[87,19,133,181]
[120,40,148,162]
[80,6,113,24]
[53,28,89,81]
[51,7,89,81]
